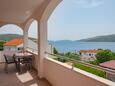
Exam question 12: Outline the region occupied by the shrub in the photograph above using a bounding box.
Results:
[96,50,113,63]
[53,47,58,54]
[0,41,5,51]
[88,60,99,65]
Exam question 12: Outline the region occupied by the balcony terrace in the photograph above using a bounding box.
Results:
[0,0,115,86]
[0,63,51,86]
[0,49,115,86]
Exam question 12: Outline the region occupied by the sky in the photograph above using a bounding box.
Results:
[0,0,115,41]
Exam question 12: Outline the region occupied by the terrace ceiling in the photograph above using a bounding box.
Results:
[0,0,50,24]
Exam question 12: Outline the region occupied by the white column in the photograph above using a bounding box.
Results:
[23,29,28,50]
[38,20,48,78]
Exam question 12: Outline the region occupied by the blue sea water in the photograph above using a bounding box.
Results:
[51,42,115,53]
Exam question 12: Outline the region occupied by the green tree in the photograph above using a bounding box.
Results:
[110,52,115,60]
[53,47,58,54]
[96,50,113,63]
[65,52,71,56]
[0,41,5,51]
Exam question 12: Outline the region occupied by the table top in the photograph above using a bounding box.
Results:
[15,52,33,57]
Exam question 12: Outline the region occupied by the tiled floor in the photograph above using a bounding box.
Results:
[0,63,51,86]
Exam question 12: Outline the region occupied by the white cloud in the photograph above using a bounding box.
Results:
[71,0,104,8]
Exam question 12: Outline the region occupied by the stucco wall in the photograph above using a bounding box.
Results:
[44,57,115,86]
[4,46,17,51]
[80,52,96,61]
[0,51,5,62]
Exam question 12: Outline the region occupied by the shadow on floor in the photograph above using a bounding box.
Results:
[0,63,51,86]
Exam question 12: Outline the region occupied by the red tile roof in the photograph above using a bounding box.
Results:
[4,38,23,46]
[80,50,100,53]
[99,60,115,70]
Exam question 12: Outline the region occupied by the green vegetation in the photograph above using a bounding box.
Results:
[96,49,115,63]
[0,34,36,41]
[75,63,106,78]
[88,49,115,65]
[0,34,22,41]
[0,41,5,51]
[88,60,99,65]
[53,48,106,78]
[52,48,114,78]
[54,55,69,62]
[54,52,80,62]
[65,52,80,60]
[53,47,58,54]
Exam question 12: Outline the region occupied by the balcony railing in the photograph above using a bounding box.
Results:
[46,52,115,82]
[44,57,115,86]
[46,53,115,73]
[23,49,115,86]
[27,47,38,54]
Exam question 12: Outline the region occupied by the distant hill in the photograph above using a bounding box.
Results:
[0,34,36,41]
[79,34,115,42]
[1,34,115,42]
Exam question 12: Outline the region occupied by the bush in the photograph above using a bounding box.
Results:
[88,60,99,65]
[96,50,113,63]
[0,41,5,51]
[53,47,58,54]
[110,52,115,60]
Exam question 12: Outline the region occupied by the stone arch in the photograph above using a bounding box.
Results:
[23,18,35,32]
[28,19,38,38]
[40,0,62,22]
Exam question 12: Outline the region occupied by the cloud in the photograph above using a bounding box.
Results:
[71,0,104,8]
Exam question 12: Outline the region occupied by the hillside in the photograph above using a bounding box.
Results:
[0,34,36,41]
[1,34,115,42]
[79,34,115,42]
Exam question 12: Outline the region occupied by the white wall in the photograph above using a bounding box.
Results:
[44,57,115,86]
[28,39,38,51]
[4,46,17,51]
[80,52,96,61]
[0,51,5,62]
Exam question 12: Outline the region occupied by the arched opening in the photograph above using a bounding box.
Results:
[28,20,38,53]
[0,24,23,51]
[47,0,115,81]
[48,0,115,53]
[0,24,23,41]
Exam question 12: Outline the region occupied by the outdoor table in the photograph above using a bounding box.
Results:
[15,52,33,72]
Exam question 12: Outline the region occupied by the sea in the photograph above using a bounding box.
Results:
[50,41,115,53]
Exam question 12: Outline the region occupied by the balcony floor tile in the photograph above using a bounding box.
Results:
[0,63,51,86]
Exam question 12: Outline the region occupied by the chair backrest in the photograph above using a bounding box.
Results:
[3,51,16,64]
[4,54,16,63]
[4,55,7,63]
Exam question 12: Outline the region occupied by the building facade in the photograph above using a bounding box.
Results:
[4,38,23,52]
[79,50,100,61]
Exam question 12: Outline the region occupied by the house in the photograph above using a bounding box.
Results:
[4,38,23,52]
[79,49,100,61]
[100,60,115,82]
[4,38,53,54]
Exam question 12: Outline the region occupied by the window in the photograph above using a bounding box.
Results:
[89,53,91,56]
